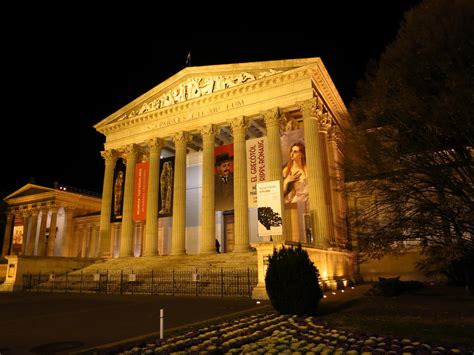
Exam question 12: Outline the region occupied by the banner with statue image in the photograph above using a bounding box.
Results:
[158,157,175,217]
[111,158,126,222]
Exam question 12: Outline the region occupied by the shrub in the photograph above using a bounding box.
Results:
[372,277,424,297]
[265,244,323,315]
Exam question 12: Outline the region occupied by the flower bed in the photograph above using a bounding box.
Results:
[111,311,469,354]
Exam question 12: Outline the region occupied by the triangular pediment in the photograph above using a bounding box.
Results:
[94,58,321,130]
[3,184,55,201]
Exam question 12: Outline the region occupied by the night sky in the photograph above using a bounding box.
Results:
[1,1,420,198]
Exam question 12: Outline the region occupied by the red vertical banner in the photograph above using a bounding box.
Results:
[133,162,149,222]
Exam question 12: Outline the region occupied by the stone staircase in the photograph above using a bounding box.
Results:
[23,252,259,296]
[72,251,258,274]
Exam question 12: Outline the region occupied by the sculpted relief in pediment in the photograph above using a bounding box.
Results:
[118,69,283,121]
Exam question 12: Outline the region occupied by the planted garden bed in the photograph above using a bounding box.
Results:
[110,311,470,354]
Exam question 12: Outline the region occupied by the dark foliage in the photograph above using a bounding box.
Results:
[346,0,474,287]
[372,277,424,297]
[265,244,323,315]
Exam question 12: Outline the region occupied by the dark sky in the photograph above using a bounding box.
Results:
[1,1,420,198]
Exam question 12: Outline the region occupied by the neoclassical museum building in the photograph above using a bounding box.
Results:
[2,58,422,293]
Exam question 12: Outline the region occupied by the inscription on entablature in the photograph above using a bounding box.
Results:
[144,99,245,131]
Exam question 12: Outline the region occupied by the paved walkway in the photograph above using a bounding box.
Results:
[0,285,371,354]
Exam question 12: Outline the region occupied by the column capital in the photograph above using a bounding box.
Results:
[262,107,280,128]
[172,131,192,145]
[298,97,324,118]
[101,149,118,164]
[229,116,249,132]
[124,143,140,156]
[319,112,334,133]
[200,124,219,139]
[30,209,39,217]
[6,213,14,222]
[146,137,164,152]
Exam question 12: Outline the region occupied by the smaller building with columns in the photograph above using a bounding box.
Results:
[1,184,101,258]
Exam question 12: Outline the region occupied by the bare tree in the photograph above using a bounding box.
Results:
[346,0,474,289]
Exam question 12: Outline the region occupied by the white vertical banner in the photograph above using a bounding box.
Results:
[257,180,283,237]
[246,136,268,208]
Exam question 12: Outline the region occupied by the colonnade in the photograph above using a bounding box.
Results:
[1,207,68,257]
[97,98,347,258]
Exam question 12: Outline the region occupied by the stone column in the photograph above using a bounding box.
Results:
[262,108,286,243]
[318,112,336,245]
[200,124,218,254]
[143,138,163,256]
[120,144,139,257]
[1,213,14,256]
[36,209,48,256]
[170,131,191,256]
[299,98,331,248]
[81,225,91,258]
[230,116,251,252]
[328,128,348,247]
[73,225,82,257]
[98,149,117,258]
[62,207,75,256]
[46,208,58,256]
[89,225,99,257]
[26,210,39,256]
[21,213,29,256]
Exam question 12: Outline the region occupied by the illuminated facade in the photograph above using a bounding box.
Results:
[2,58,361,294]
[93,58,351,258]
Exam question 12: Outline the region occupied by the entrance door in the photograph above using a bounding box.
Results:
[223,212,235,252]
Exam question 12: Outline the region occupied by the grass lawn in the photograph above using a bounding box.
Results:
[319,284,474,349]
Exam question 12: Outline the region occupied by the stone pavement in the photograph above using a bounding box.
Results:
[0,285,371,354]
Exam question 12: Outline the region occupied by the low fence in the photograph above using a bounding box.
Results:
[22,268,258,298]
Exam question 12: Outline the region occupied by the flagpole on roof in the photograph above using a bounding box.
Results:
[186,51,191,67]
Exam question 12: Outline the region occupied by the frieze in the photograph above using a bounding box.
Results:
[101,69,309,135]
[120,69,283,120]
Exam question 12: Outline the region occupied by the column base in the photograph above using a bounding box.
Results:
[252,283,269,300]
[170,249,186,256]
[200,247,217,255]
[142,251,158,257]
[232,244,253,253]
[118,252,135,258]
[99,252,113,259]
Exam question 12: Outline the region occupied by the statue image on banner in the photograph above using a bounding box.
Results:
[111,158,126,222]
[281,128,310,242]
[281,129,308,206]
[113,171,124,217]
[158,157,174,217]
[12,225,24,253]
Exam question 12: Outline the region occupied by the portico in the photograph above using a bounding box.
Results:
[94,58,351,258]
